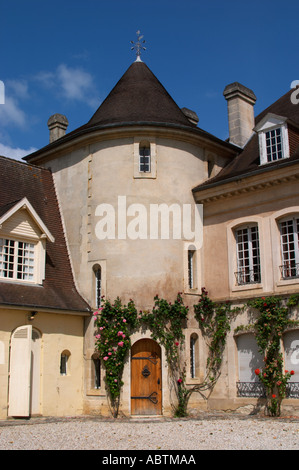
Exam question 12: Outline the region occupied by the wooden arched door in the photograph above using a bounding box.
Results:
[131,339,162,415]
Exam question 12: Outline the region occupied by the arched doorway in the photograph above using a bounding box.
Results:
[131,338,162,415]
[8,325,42,417]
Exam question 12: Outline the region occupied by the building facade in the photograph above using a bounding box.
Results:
[1,57,299,418]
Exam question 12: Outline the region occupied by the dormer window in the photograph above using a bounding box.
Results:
[265,127,283,162]
[0,238,35,281]
[0,197,54,285]
[255,113,290,165]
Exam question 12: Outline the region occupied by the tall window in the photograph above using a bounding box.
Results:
[60,351,70,376]
[280,217,299,279]
[265,127,283,162]
[139,144,151,173]
[283,331,299,398]
[188,249,195,288]
[0,238,35,281]
[190,334,198,379]
[95,266,102,308]
[236,334,264,397]
[235,225,261,285]
[92,355,101,389]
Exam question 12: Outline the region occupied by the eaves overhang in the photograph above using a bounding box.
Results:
[24,121,240,165]
[193,158,299,203]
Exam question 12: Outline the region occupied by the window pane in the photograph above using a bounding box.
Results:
[235,226,260,284]
[280,218,299,278]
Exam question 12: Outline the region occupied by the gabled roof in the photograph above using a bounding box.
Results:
[193,89,299,193]
[0,197,55,243]
[0,155,91,314]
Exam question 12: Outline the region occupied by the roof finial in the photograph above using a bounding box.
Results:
[130,30,146,62]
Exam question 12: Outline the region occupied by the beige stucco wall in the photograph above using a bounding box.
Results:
[38,127,231,416]
[0,308,84,419]
[199,172,299,301]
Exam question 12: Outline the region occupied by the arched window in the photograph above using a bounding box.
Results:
[92,353,101,389]
[279,216,299,279]
[139,141,151,173]
[234,224,261,285]
[60,350,70,376]
[188,248,196,289]
[94,265,102,308]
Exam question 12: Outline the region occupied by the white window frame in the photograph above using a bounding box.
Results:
[133,137,157,179]
[234,224,261,286]
[0,237,36,282]
[255,113,290,165]
[188,249,195,289]
[279,216,299,280]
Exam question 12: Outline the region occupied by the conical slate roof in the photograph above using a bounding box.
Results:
[86,60,195,128]
[25,60,239,163]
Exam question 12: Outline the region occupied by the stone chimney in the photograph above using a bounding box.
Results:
[181,107,199,126]
[47,114,69,143]
[223,82,256,148]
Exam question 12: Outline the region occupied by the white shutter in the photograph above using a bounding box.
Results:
[237,334,263,382]
[8,325,32,417]
[284,330,299,381]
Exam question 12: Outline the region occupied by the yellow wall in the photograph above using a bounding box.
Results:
[0,308,85,419]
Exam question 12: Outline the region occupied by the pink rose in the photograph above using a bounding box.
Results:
[123,319,126,323]
[118,341,124,347]
[117,331,123,336]
[103,356,109,361]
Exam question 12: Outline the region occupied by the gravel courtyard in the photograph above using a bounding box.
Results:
[0,413,299,451]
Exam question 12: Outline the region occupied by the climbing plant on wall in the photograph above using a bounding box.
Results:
[94,291,299,418]
[93,296,138,418]
[237,295,299,417]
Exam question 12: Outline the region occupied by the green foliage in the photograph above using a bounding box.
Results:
[247,296,299,417]
[94,289,299,419]
[194,288,240,383]
[93,296,138,417]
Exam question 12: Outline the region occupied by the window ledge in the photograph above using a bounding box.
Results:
[86,389,106,397]
[231,283,263,292]
[276,278,299,287]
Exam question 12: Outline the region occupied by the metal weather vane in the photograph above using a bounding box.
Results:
[131,30,146,62]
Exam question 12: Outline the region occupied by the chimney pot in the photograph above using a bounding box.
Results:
[223,82,256,147]
[47,114,69,143]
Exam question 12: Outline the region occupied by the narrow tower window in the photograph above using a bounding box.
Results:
[139,142,151,173]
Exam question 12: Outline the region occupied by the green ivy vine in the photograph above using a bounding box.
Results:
[93,296,138,418]
[94,291,299,418]
[242,295,299,417]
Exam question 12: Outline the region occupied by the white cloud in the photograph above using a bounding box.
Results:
[0,142,37,160]
[0,96,27,127]
[6,79,30,100]
[35,64,99,108]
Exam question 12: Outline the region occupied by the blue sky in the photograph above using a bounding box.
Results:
[1,0,298,160]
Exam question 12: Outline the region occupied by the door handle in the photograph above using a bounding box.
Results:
[157,378,160,385]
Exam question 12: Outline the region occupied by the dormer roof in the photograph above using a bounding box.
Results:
[0,156,91,314]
